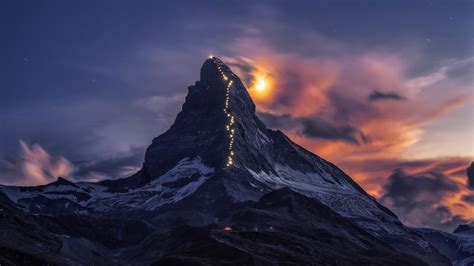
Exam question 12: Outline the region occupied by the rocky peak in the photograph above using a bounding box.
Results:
[198,56,256,113]
[53,177,75,186]
[109,57,365,190]
[139,57,264,179]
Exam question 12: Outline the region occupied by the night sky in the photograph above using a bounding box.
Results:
[1,1,473,231]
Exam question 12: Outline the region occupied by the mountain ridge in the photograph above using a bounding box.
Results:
[0,57,452,265]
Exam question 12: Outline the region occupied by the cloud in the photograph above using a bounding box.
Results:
[337,157,472,195]
[258,112,368,144]
[0,140,74,186]
[368,90,406,102]
[0,141,143,186]
[299,117,362,144]
[380,169,466,231]
[135,94,185,118]
[467,162,474,190]
[73,147,143,181]
[406,56,474,91]
[462,194,474,204]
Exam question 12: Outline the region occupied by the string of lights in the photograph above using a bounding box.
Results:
[211,57,235,168]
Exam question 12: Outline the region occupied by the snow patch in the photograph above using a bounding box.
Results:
[246,164,402,234]
[89,157,214,211]
[247,164,356,195]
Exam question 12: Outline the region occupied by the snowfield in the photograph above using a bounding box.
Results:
[1,157,213,213]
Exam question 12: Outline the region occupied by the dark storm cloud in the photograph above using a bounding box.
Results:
[467,162,474,190]
[300,118,361,144]
[380,169,465,231]
[368,90,406,102]
[462,194,474,204]
[258,112,369,144]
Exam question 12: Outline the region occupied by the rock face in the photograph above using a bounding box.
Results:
[0,195,65,265]
[0,57,451,265]
[122,188,427,265]
[417,224,474,266]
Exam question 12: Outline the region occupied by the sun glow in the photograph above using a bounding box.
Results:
[249,71,274,104]
[256,78,266,92]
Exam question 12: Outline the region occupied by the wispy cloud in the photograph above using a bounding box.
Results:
[406,56,474,91]
[0,140,73,186]
[0,141,143,186]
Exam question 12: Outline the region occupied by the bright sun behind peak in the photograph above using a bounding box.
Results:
[256,77,266,92]
[250,73,273,101]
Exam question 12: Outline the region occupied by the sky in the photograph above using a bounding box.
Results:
[1,0,473,231]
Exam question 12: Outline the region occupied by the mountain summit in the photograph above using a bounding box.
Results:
[107,57,370,200]
[0,57,450,265]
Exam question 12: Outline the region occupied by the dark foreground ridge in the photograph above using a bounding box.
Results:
[0,57,454,265]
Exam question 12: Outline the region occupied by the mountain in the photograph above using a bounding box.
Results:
[417,224,474,266]
[0,187,426,265]
[0,194,65,265]
[0,57,451,265]
[120,188,426,265]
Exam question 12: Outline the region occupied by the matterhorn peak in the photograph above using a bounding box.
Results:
[137,57,265,179]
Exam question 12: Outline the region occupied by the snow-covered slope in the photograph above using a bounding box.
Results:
[1,158,213,214]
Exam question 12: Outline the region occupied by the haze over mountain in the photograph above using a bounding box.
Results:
[2,57,471,265]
